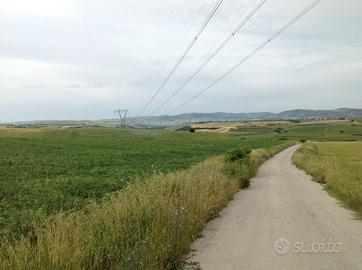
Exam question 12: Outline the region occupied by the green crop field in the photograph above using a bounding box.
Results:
[193,119,362,141]
[284,122,362,141]
[0,127,281,239]
[1,121,361,269]
[232,119,362,142]
[1,120,361,241]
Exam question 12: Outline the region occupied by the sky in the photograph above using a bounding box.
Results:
[0,0,361,121]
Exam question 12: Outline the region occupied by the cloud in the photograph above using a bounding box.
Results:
[0,0,361,121]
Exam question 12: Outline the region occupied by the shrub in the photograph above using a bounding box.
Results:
[223,146,255,188]
[275,127,284,134]
[300,138,306,143]
[289,119,301,123]
[174,126,190,131]
[222,142,295,189]
[221,161,253,188]
[224,146,251,163]
[189,128,196,133]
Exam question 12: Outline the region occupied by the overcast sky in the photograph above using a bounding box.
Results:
[0,0,361,121]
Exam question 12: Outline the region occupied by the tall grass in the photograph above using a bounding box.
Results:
[293,141,362,217]
[221,143,296,188]
[0,142,294,270]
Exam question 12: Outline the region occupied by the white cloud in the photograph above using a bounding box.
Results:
[0,0,361,121]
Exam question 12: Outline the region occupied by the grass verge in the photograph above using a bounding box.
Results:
[293,141,362,217]
[0,142,294,270]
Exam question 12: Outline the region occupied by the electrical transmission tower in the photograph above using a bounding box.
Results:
[114,109,128,128]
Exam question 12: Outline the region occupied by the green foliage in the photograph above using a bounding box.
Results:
[224,146,251,163]
[222,161,253,188]
[1,158,240,270]
[280,121,362,141]
[222,142,295,189]
[288,119,301,123]
[223,146,253,188]
[0,127,281,240]
[275,127,284,134]
[0,142,294,270]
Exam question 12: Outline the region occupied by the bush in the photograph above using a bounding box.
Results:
[275,127,284,134]
[221,161,253,188]
[300,138,306,143]
[189,128,196,133]
[223,146,254,188]
[289,119,301,123]
[224,146,251,163]
[222,142,295,189]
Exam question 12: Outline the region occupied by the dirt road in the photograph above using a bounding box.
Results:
[186,145,362,270]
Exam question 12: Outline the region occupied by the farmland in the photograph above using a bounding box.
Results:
[1,120,362,269]
[0,134,293,269]
[191,118,362,141]
[1,119,362,240]
[0,127,281,239]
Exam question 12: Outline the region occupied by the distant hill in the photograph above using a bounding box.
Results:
[6,108,362,128]
[278,108,362,119]
[126,108,362,127]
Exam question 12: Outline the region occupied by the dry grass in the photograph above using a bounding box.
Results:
[293,141,362,217]
[0,142,294,270]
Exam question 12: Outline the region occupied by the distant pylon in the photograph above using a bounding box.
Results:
[114,109,128,127]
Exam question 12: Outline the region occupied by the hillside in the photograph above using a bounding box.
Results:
[5,108,362,128]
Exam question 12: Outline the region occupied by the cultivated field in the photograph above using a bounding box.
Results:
[1,121,362,269]
[191,119,362,141]
[293,141,362,217]
[0,126,293,270]
[1,120,362,240]
[0,127,281,240]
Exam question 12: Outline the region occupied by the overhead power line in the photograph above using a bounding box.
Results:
[203,0,260,55]
[137,0,224,116]
[158,0,208,79]
[150,0,267,115]
[168,0,324,115]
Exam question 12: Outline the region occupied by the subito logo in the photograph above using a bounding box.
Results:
[274,238,290,255]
